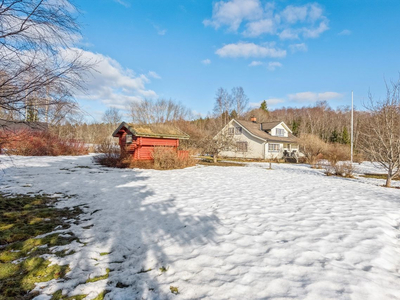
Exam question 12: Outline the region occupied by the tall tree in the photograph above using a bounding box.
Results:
[0,0,92,121]
[231,87,249,118]
[359,80,400,187]
[130,98,191,124]
[260,100,268,113]
[213,88,232,126]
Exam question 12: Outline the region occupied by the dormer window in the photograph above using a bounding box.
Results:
[276,128,285,137]
[228,127,234,135]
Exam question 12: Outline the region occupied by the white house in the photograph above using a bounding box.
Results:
[217,117,301,160]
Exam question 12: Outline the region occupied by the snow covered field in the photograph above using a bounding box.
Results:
[1,155,400,300]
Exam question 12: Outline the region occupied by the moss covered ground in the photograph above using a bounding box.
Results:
[0,193,83,299]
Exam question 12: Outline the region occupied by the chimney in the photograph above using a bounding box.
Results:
[250,116,257,123]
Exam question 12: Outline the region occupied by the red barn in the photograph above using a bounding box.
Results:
[112,122,189,160]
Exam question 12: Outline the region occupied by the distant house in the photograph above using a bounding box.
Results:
[112,122,189,160]
[217,117,300,160]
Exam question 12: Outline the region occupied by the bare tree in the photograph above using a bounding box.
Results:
[213,88,232,126]
[130,98,191,124]
[102,107,122,125]
[231,87,249,118]
[0,0,93,121]
[358,81,400,187]
[198,118,236,163]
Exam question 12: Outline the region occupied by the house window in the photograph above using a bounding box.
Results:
[235,127,242,135]
[276,128,285,136]
[228,127,234,135]
[237,142,248,152]
[126,134,133,144]
[268,143,280,152]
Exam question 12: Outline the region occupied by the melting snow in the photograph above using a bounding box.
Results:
[1,155,400,299]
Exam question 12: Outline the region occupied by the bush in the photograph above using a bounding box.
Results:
[298,134,327,167]
[93,139,127,168]
[324,161,355,178]
[151,147,196,170]
[4,131,88,156]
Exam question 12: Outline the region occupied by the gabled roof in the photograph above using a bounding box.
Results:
[0,119,48,132]
[112,122,189,139]
[234,119,297,143]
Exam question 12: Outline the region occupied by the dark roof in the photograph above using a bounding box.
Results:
[0,119,48,132]
[234,119,297,143]
[261,121,282,131]
[112,122,189,139]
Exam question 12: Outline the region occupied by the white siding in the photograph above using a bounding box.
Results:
[219,124,265,159]
[271,123,288,137]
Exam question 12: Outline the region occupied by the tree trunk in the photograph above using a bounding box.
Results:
[213,154,218,163]
[386,174,392,188]
[386,167,392,187]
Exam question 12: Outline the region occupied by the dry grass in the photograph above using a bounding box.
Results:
[360,173,400,181]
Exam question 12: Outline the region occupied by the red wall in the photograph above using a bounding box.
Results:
[116,127,180,160]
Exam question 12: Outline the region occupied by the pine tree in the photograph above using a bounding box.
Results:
[341,127,350,144]
[260,100,268,112]
[329,129,339,143]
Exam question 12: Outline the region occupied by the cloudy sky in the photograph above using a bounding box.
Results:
[75,0,400,120]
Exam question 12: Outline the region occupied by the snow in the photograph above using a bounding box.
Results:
[1,155,400,299]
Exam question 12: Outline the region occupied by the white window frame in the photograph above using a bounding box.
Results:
[268,143,280,152]
[227,127,234,135]
[276,128,285,137]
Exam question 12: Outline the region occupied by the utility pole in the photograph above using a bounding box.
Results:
[351,91,354,164]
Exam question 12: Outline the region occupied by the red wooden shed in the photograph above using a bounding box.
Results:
[112,122,189,160]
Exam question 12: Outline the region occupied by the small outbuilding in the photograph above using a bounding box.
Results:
[112,122,189,160]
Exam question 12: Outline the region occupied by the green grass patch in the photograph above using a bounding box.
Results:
[0,192,82,299]
[99,252,110,256]
[51,290,87,300]
[85,268,110,283]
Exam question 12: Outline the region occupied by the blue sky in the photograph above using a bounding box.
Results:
[74,0,400,121]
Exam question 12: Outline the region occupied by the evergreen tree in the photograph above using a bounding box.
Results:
[230,110,238,119]
[341,127,350,144]
[260,100,268,112]
[291,119,300,137]
[329,129,339,143]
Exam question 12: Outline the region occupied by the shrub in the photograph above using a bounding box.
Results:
[5,131,88,156]
[298,134,327,167]
[151,147,196,170]
[324,161,355,178]
[93,139,127,168]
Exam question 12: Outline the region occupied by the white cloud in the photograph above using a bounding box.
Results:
[267,61,282,71]
[203,0,263,31]
[202,59,211,65]
[281,5,308,24]
[204,1,329,40]
[279,28,299,40]
[71,49,157,109]
[114,0,130,7]
[248,60,263,67]
[152,24,167,36]
[216,42,286,58]
[289,43,307,53]
[302,20,329,38]
[288,91,343,103]
[339,29,352,36]
[148,71,161,79]
[243,18,275,37]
